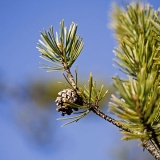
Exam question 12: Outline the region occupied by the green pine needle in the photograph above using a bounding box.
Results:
[37,20,84,71]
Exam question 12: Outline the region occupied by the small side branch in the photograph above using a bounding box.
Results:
[62,60,78,91]
[91,105,140,134]
[91,105,160,160]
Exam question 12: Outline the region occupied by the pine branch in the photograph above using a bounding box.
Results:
[91,105,160,160]
[143,140,160,160]
[37,6,160,158]
[61,60,78,91]
[91,105,140,134]
[61,58,160,159]
[109,2,160,156]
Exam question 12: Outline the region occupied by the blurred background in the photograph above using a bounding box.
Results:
[0,0,159,159]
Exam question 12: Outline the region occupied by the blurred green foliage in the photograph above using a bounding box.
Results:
[29,78,115,108]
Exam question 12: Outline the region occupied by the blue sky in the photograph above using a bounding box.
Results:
[0,0,160,160]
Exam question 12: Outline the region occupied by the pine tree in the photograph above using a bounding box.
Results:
[36,1,160,159]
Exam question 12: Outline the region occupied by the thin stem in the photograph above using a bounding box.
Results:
[62,60,78,91]
[91,105,140,134]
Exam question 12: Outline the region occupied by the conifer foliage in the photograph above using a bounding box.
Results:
[37,2,160,159]
[109,1,160,148]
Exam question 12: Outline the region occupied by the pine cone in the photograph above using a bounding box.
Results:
[55,89,83,116]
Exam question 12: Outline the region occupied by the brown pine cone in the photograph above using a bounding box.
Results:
[55,89,83,116]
